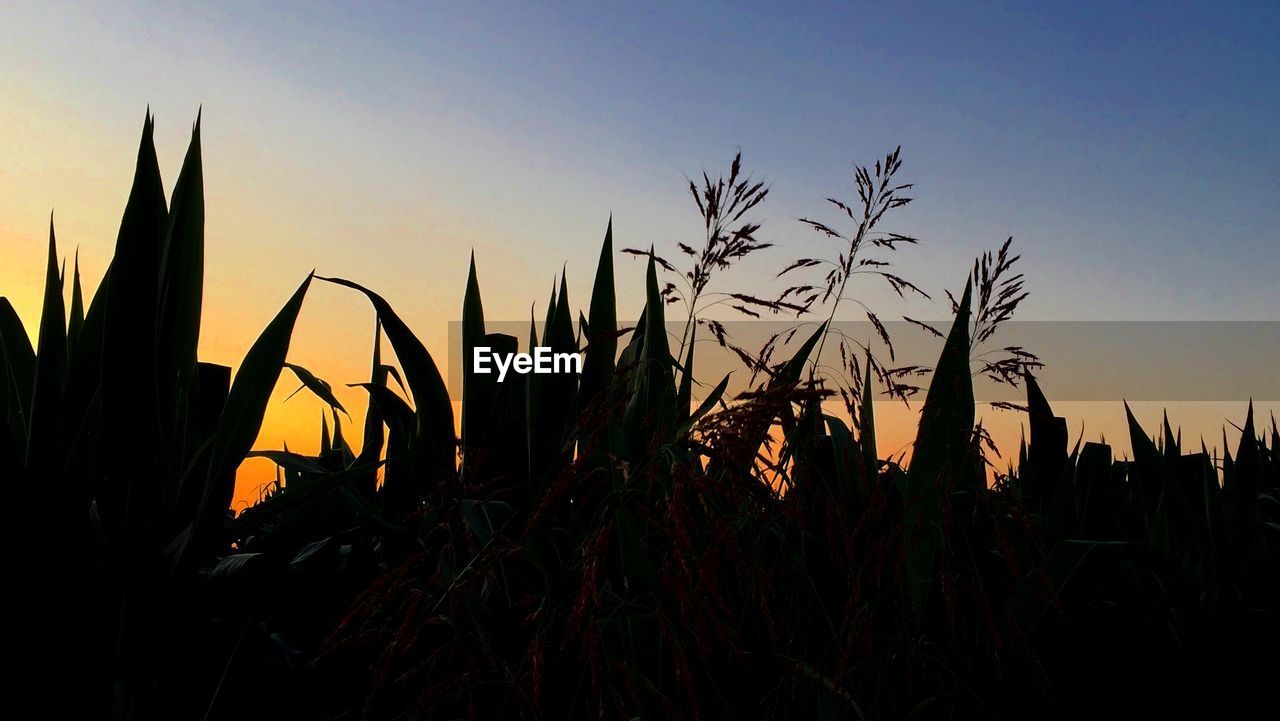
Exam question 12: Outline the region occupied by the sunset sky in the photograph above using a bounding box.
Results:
[2,1,1277,506]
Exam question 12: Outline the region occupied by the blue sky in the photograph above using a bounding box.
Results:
[220,0,1280,319]
[242,1,1279,317]
[4,1,1277,327]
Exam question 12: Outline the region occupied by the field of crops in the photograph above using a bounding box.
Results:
[5,116,1278,720]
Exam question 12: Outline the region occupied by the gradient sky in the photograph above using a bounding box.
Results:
[2,1,1277,506]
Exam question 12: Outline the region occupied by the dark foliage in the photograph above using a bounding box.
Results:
[4,116,1278,721]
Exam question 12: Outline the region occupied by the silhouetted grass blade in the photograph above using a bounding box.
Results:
[903,277,974,610]
[188,273,313,564]
[27,219,68,475]
[579,218,617,415]
[157,115,205,403]
[0,298,35,450]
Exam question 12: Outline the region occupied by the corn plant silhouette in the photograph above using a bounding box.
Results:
[4,113,1280,721]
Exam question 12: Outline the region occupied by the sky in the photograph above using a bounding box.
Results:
[1,1,1277,505]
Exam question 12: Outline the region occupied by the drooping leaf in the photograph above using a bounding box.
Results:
[318,276,456,480]
[247,449,329,475]
[284,362,349,417]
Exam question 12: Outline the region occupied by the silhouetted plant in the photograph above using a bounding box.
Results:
[956,236,1042,391]
[5,114,1280,721]
[765,146,932,460]
[624,151,792,384]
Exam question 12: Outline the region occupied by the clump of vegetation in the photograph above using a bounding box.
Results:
[4,114,1279,721]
